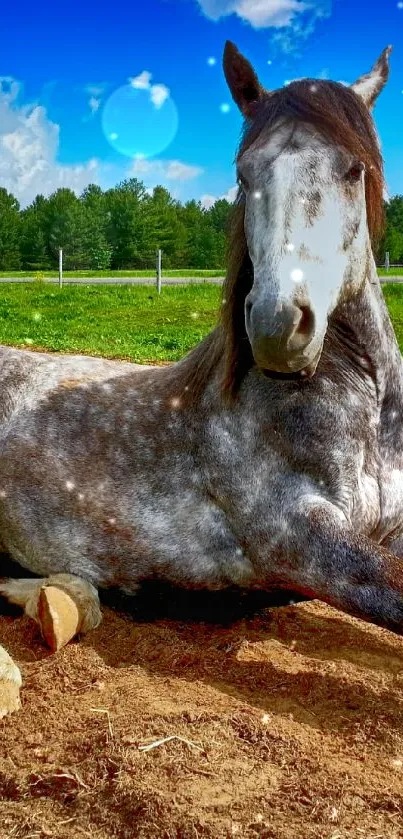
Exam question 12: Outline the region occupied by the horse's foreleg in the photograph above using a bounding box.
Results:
[0,645,22,719]
[0,574,102,652]
[274,502,403,632]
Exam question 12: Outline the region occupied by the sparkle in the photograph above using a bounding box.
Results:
[32,312,42,322]
[191,312,199,319]
[0,489,6,498]
[220,103,230,114]
[290,268,304,282]
[267,60,272,65]
[78,493,85,501]
[398,2,403,8]
[207,56,217,66]
[65,480,75,492]
[300,370,307,377]
[171,397,181,409]
[253,190,262,199]
[310,84,318,93]
[261,713,270,724]
[109,132,118,141]
[300,197,306,204]
[286,242,295,252]
[108,517,116,525]
[24,338,33,345]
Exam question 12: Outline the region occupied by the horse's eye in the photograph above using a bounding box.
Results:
[237,173,249,191]
[346,161,365,183]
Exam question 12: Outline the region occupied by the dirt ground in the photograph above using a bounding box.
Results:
[1,578,403,839]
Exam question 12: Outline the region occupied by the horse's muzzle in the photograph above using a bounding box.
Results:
[245,297,318,374]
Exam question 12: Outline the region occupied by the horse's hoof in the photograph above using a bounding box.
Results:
[38,586,81,652]
[0,646,22,719]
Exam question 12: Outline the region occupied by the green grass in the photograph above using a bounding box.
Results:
[0,269,225,279]
[379,283,403,350]
[0,281,403,365]
[0,267,401,280]
[378,268,403,276]
[0,283,222,362]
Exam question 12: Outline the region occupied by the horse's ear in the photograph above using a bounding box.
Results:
[351,46,392,109]
[223,41,266,118]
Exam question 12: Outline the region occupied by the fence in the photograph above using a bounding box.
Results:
[377,252,403,271]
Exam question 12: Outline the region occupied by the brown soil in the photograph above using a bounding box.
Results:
[1,583,403,839]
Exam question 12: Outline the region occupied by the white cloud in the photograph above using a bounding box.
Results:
[82,82,108,121]
[0,78,104,207]
[88,96,101,114]
[130,158,203,183]
[270,4,330,53]
[128,70,170,110]
[197,0,306,27]
[129,71,152,90]
[150,83,169,109]
[200,184,238,209]
[196,0,331,53]
[200,194,217,209]
[84,83,107,98]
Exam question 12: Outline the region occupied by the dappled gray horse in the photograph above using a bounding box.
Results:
[0,41,402,712]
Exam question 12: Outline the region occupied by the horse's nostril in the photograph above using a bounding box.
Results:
[298,305,315,339]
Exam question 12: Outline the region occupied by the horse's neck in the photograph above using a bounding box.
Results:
[334,261,403,410]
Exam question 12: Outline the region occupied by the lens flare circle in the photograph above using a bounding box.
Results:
[102,84,178,158]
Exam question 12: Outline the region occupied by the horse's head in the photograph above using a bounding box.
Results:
[223,42,391,378]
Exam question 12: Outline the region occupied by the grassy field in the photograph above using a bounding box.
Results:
[0,281,402,363]
[0,283,222,362]
[378,268,403,277]
[0,267,402,279]
[0,269,225,279]
[379,283,403,348]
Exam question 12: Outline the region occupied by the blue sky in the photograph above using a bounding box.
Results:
[0,0,402,208]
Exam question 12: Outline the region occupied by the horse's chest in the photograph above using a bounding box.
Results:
[377,465,403,543]
[208,393,381,533]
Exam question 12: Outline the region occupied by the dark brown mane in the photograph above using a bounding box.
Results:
[175,79,386,405]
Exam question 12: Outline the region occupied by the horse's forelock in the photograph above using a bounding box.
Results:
[239,80,385,243]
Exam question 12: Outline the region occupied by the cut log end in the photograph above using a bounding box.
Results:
[38,586,81,652]
[0,647,22,719]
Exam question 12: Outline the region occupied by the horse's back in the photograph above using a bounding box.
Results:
[0,344,158,432]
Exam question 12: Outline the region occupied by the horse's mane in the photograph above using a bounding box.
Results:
[174,79,386,404]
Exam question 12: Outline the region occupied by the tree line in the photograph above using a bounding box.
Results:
[0,179,402,271]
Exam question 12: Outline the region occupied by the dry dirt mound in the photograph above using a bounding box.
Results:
[1,585,403,839]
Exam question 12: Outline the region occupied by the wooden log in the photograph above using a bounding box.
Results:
[0,646,22,719]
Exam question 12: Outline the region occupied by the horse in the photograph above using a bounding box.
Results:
[0,40,402,717]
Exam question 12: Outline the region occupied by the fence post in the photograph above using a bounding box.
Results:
[156,248,162,294]
[385,251,390,272]
[59,248,63,288]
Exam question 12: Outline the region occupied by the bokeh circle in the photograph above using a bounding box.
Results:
[102,84,178,158]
